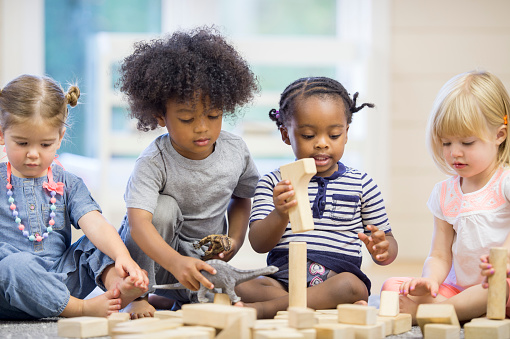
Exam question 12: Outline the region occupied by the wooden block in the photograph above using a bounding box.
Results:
[376,316,392,336]
[57,316,108,338]
[314,323,354,339]
[299,328,316,339]
[113,328,211,339]
[253,319,289,330]
[254,329,304,338]
[288,307,317,329]
[391,313,412,335]
[337,304,377,325]
[216,312,251,339]
[314,314,338,324]
[416,304,460,334]
[214,293,232,305]
[154,310,183,319]
[350,323,385,339]
[378,290,399,316]
[108,313,131,335]
[111,318,182,335]
[181,303,256,329]
[424,324,460,339]
[465,318,510,339]
[487,247,508,320]
[175,325,216,339]
[280,158,316,233]
[289,242,308,308]
[315,309,337,315]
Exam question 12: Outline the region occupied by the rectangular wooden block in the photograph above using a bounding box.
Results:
[424,324,460,339]
[378,290,399,316]
[464,318,510,339]
[337,304,377,325]
[416,304,460,334]
[108,313,131,335]
[182,303,256,329]
[350,323,385,339]
[390,313,412,335]
[111,318,182,335]
[154,310,183,319]
[314,323,354,339]
[289,241,308,309]
[288,307,317,329]
[487,247,508,320]
[254,329,304,338]
[280,158,316,233]
[376,316,392,336]
[58,316,108,338]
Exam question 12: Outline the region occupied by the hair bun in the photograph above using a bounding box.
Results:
[65,86,80,107]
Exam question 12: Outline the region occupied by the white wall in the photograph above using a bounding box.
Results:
[388,0,510,262]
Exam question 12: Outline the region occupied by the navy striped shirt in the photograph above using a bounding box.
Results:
[250,162,391,270]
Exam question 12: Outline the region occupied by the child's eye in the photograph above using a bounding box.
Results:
[208,115,221,120]
[330,134,341,139]
[462,141,474,146]
[301,134,314,140]
[42,143,53,147]
[442,142,451,147]
[16,142,27,146]
[179,118,194,124]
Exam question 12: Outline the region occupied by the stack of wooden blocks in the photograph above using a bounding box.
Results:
[57,299,413,339]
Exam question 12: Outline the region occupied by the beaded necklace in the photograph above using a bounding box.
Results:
[6,162,64,242]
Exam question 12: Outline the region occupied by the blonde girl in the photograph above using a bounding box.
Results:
[0,74,148,319]
[382,70,510,322]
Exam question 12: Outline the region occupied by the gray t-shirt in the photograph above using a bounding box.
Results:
[123,130,259,241]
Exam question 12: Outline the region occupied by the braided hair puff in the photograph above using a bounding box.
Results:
[268,77,374,129]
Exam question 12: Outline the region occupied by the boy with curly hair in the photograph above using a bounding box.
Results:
[117,27,260,317]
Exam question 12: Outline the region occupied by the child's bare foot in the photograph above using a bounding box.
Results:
[60,288,122,318]
[242,302,268,319]
[123,296,156,319]
[103,266,148,309]
[354,300,369,306]
[399,295,419,325]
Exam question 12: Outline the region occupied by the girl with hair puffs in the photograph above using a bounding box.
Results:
[236,76,398,319]
[0,74,148,319]
[382,70,510,323]
[117,26,260,318]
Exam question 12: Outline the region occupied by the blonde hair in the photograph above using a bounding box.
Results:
[426,70,510,175]
[0,74,80,132]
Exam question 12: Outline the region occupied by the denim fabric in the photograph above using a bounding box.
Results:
[0,163,114,319]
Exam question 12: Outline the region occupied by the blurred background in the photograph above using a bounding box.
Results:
[1,0,509,292]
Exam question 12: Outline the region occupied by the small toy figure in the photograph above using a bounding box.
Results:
[193,234,233,260]
[153,259,278,303]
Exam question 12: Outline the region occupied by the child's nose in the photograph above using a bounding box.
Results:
[450,145,462,157]
[315,136,329,149]
[194,116,208,133]
[26,148,39,159]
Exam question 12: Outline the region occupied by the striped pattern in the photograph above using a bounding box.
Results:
[250,164,390,259]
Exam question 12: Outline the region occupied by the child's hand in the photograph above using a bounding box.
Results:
[273,180,297,218]
[357,225,389,262]
[479,254,510,288]
[114,255,149,289]
[399,277,439,298]
[173,255,216,291]
[213,238,237,262]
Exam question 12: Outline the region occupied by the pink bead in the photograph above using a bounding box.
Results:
[18,224,24,231]
[36,235,42,242]
[50,197,56,204]
[6,183,12,190]
[10,203,16,210]
[49,219,55,226]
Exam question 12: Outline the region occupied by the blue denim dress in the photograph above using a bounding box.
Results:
[0,163,114,319]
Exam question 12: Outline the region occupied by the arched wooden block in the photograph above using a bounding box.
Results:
[280,158,316,233]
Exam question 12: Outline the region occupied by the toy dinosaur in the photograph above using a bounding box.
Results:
[193,234,232,260]
[152,259,278,303]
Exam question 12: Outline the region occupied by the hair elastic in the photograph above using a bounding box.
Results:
[504,115,508,125]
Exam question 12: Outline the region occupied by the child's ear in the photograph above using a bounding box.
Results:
[279,126,291,145]
[156,116,166,128]
[496,124,508,146]
[0,127,5,146]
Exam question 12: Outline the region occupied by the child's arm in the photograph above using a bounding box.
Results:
[358,225,398,265]
[78,210,148,288]
[215,195,251,261]
[249,180,296,253]
[127,207,216,291]
[400,216,454,297]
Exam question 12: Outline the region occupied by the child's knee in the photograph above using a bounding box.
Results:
[381,277,410,292]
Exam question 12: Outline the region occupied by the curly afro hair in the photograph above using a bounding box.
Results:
[118,26,259,131]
